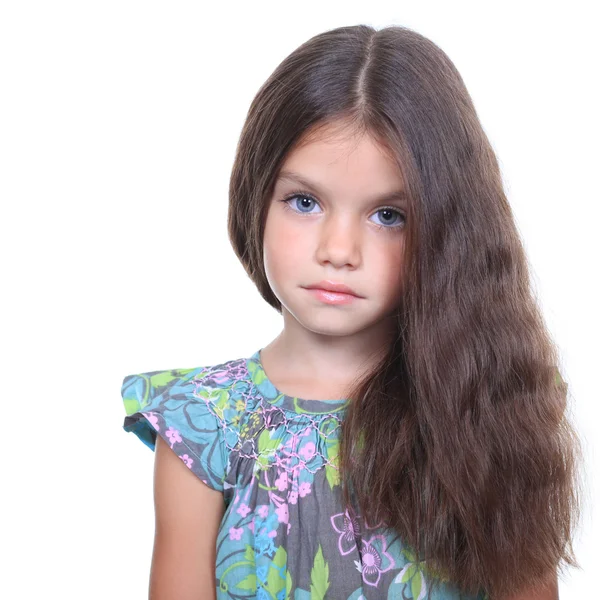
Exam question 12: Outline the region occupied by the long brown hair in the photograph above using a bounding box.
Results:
[227,24,583,598]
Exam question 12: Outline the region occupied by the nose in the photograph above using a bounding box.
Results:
[315,211,361,269]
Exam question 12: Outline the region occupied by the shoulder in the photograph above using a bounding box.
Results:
[121,366,201,415]
[121,354,253,491]
[121,354,250,414]
[121,353,256,451]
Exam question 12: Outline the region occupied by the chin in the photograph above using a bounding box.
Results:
[290,306,374,335]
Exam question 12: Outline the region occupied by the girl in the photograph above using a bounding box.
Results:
[121,24,582,600]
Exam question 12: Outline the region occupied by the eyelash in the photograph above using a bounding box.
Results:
[279,191,406,232]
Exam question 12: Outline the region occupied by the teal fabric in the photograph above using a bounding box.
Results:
[122,349,488,600]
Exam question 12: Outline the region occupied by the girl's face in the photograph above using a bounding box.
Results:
[263,123,407,340]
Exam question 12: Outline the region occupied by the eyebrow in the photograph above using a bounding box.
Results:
[276,170,409,206]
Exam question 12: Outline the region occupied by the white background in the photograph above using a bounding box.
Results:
[1,1,598,598]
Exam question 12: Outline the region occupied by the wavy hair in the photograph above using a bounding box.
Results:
[227,24,583,598]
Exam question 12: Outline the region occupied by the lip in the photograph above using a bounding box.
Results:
[305,288,359,305]
[304,280,362,297]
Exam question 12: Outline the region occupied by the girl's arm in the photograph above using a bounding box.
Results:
[149,434,225,600]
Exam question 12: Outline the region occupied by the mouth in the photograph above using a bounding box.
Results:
[303,286,362,305]
[304,280,362,298]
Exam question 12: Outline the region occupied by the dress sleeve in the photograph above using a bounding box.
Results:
[121,367,228,492]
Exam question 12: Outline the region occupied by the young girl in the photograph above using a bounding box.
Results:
[121,24,581,600]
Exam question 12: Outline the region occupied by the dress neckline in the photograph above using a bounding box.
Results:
[245,348,350,415]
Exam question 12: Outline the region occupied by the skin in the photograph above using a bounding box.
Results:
[261,121,407,397]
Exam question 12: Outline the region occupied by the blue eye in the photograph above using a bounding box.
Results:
[370,207,406,229]
[280,192,406,231]
[283,193,321,214]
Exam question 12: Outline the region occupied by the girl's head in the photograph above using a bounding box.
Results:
[229,23,505,338]
[228,24,582,598]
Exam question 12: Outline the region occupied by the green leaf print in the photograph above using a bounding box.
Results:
[309,545,330,600]
[212,388,230,418]
[244,544,255,563]
[325,438,341,490]
[257,428,284,470]
[149,371,178,389]
[388,561,429,600]
[411,570,424,599]
[273,545,288,569]
[325,464,340,490]
[401,563,417,583]
[286,569,292,599]
[237,574,257,592]
[266,546,288,596]
[248,359,267,384]
[123,397,141,416]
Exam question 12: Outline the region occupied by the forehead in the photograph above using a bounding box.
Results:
[277,124,404,190]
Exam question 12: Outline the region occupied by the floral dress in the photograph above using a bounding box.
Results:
[121,349,488,600]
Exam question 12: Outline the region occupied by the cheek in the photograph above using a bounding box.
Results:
[373,241,405,294]
[263,210,307,277]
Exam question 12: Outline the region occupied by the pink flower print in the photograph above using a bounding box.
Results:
[257,505,269,519]
[165,427,182,448]
[360,535,395,587]
[275,503,289,524]
[330,508,361,556]
[229,526,244,541]
[299,442,316,461]
[288,490,298,505]
[248,518,255,533]
[179,454,193,468]
[298,481,311,498]
[267,529,277,538]
[274,471,288,491]
[147,413,160,431]
[237,503,251,518]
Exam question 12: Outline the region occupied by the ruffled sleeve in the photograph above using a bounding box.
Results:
[121,367,228,492]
